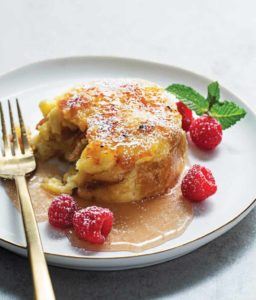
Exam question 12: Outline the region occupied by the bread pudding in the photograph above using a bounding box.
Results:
[32,79,187,203]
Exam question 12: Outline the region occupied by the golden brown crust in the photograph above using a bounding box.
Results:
[78,133,187,202]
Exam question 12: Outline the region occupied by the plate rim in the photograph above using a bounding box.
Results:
[0,55,255,261]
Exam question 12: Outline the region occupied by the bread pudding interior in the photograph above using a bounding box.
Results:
[32,79,187,203]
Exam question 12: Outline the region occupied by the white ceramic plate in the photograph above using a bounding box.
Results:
[0,56,255,270]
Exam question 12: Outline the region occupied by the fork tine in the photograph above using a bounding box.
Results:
[0,102,12,156]
[8,100,20,155]
[16,99,31,153]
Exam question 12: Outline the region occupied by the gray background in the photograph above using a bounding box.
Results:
[0,0,255,299]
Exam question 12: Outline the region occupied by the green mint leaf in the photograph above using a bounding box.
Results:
[207,81,220,108]
[166,84,208,115]
[209,101,246,129]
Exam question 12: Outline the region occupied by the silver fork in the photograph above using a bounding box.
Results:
[0,99,55,300]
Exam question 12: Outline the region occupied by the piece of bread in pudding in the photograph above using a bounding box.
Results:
[32,79,187,203]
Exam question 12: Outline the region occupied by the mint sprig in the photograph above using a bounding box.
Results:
[166,81,246,130]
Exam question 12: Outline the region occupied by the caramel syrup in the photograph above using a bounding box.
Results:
[4,161,193,252]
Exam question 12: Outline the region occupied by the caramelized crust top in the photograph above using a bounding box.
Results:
[56,79,182,169]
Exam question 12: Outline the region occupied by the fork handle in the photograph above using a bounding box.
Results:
[15,175,55,300]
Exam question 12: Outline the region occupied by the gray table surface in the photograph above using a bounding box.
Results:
[0,0,256,299]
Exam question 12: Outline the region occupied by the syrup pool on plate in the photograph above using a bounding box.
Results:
[4,161,193,252]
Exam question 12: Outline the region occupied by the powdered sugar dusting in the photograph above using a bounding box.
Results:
[58,79,183,166]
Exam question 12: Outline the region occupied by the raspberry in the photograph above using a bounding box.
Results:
[181,164,217,202]
[176,101,194,132]
[73,206,114,244]
[48,194,77,228]
[189,116,222,150]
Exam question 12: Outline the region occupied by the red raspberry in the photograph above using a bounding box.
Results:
[190,116,222,150]
[48,194,77,228]
[73,206,114,244]
[176,101,194,132]
[181,164,217,202]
